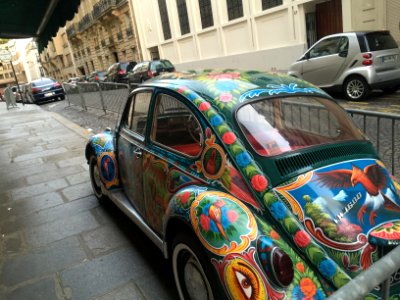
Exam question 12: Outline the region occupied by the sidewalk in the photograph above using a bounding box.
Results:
[0,103,177,300]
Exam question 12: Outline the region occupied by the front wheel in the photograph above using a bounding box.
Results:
[89,155,107,201]
[172,232,225,300]
[343,76,369,101]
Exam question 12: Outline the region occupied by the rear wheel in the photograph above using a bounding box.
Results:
[343,76,369,101]
[89,155,107,201]
[171,232,225,300]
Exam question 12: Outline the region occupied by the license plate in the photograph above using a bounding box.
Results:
[44,92,54,97]
[382,55,397,63]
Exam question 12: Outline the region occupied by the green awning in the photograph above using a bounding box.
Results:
[0,0,81,52]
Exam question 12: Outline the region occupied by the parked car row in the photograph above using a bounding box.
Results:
[67,59,175,87]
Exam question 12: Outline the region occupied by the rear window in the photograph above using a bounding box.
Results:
[237,96,365,156]
[365,32,398,51]
[32,79,55,87]
[151,60,174,71]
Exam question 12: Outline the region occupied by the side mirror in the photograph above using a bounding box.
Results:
[339,50,348,58]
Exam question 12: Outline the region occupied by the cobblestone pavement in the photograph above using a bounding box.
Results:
[0,102,178,300]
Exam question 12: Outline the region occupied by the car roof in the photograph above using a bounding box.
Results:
[318,30,391,38]
[143,70,330,117]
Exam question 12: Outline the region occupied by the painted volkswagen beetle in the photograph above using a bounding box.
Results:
[85,70,400,299]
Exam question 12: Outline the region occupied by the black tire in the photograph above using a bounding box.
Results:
[343,76,370,101]
[171,232,226,300]
[89,155,108,201]
[382,86,398,94]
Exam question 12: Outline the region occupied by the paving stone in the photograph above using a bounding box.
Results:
[66,171,90,185]
[5,277,58,300]
[0,192,64,224]
[0,236,86,286]
[136,273,178,300]
[24,210,99,248]
[57,156,87,169]
[82,225,128,256]
[1,195,98,236]
[11,178,69,201]
[26,165,85,185]
[60,247,153,300]
[93,281,145,300]
[61,181,94,202]
[13,147,68,163]
[0,231,24,257]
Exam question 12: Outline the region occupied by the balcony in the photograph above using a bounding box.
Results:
[66,24,77,38]
[92,0,116,20]
[78,13,93,32]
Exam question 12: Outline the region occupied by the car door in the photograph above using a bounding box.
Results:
[117,90,153,217]
[299,36,348,86]
[144,91,204,234]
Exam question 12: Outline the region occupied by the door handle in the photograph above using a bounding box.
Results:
[133,148,143,159]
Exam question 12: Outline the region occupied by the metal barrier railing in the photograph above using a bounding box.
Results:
[346,108,399,177]
[62,82,130,114]
[328,245,400,300]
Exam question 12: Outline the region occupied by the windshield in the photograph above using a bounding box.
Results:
[237,96,366,156]
[32,78,55,86]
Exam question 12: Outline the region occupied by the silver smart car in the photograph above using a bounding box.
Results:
[288,31,400,101]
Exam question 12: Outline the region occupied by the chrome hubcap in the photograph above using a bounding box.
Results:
[347,80,364,99]
[184,257,208,300]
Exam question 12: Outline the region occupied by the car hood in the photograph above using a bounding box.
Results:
[273,158,400,280]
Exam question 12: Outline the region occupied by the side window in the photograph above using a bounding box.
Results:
[127,92,152,136]
[338,37,349,53]
[151,94,203,157]
[308,37,342,59]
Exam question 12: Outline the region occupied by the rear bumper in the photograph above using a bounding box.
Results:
[32,89,65,102]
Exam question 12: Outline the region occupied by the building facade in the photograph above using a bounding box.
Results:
[64,0,140,78]
[131,0,400,72]
[0,40,28,92]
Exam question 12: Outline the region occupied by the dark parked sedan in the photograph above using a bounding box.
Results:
[127,59,175,83]
[105,61,136,83]
[28,78,65,104]
[88,70,106,82]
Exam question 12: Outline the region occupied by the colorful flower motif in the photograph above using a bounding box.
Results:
[270,202,287,220]
[208,72,241,80]
[219,92,233,102]
[293,230,311,248]
[227,210,238,222]
[291,286,303,299]
[200,214,210,231]
[299,278,317,298]
[251,174,268,192]
[270,229,280,240]
[296,262,305,273]
[210,115,224,126]
[177,86,187,93]
[319,259,337,278]
[181,191,191,205]
[236,151,252,167]
[199,102,211,111]
[222,132,237,145]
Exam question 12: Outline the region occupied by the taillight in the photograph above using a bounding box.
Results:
[147,70,156,78]
[257,236,294,288]
[31,87,40,94]
[362,53,373,66]
[95,76,99,81]
[271,247,294,287]
[118,70,126,75]
[54,83,61,88]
